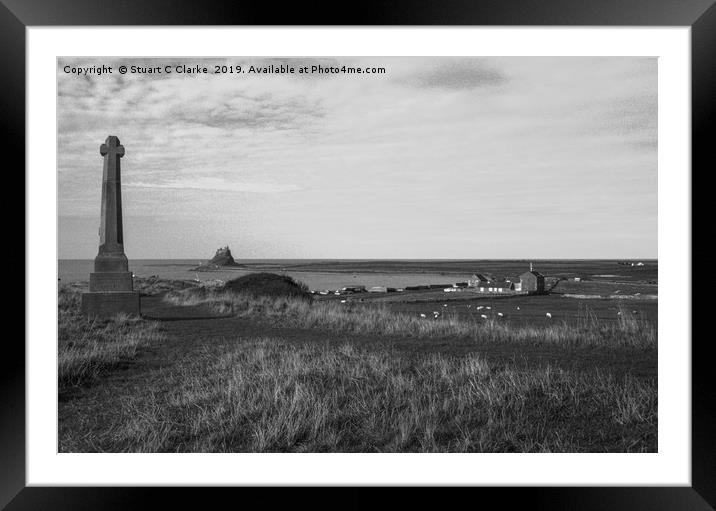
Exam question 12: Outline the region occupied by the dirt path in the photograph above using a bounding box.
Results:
[127,295,657,379]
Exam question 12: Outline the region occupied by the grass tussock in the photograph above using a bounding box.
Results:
[65,338,656,453]
[164,289,656,349]
[223,273,310,300]
[58,286,164,389]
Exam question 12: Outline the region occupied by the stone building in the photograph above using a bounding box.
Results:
[519,270,545,294]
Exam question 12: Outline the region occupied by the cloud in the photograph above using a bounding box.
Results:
[401,59,507,90]
[58,57,328,135]
[126,177,302,194]
[172,94,325,130]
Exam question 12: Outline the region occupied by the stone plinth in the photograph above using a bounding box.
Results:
[81,292,140,318]
[89,272,133,292]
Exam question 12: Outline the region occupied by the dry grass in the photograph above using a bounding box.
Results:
[164,289,656,349]
[58,285,164,389]
[58,280,657,453]
[60,337,656,453]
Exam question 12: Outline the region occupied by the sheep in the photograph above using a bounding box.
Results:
[497,312,504,317]
[481,314,488,319]
[546,312,552,319]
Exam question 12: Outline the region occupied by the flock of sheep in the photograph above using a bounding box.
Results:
[413,303,553,320]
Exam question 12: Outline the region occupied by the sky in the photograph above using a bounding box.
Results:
[57,57,657,260]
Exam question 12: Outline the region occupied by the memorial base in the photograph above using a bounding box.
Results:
[81,292,141,318]
[89,271,133,292]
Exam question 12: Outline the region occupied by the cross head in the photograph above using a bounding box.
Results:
[100,136,125,158]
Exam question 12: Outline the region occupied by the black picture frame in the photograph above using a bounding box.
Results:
[6,0,708,508]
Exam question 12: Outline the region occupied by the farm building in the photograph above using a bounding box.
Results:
[468,274,490,287]
[474,281,513,293]
[520,270,545,294]
[368,286,388,293]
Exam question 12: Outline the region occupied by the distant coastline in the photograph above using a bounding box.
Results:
[58,259,658,294]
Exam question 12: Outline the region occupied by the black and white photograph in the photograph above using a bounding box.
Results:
[56,56,658,453]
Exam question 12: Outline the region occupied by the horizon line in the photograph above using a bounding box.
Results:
[57,257,659,261]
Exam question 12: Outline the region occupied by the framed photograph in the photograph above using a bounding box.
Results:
[9,0,709,507]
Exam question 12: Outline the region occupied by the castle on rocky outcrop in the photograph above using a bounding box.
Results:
[193,245,242,271]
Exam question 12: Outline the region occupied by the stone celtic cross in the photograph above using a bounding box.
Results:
[97,136,126,257]
[82,135,140,317]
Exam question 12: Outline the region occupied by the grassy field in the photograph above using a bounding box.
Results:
[58,277,657,452]
[377,293,658,327]
[61,338,655,453]
[313,276,657,326]
[164,288,656,349]
[58,285,164,389]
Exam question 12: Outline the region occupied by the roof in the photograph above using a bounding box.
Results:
[520,270,544,278]
[470,273,489,281]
